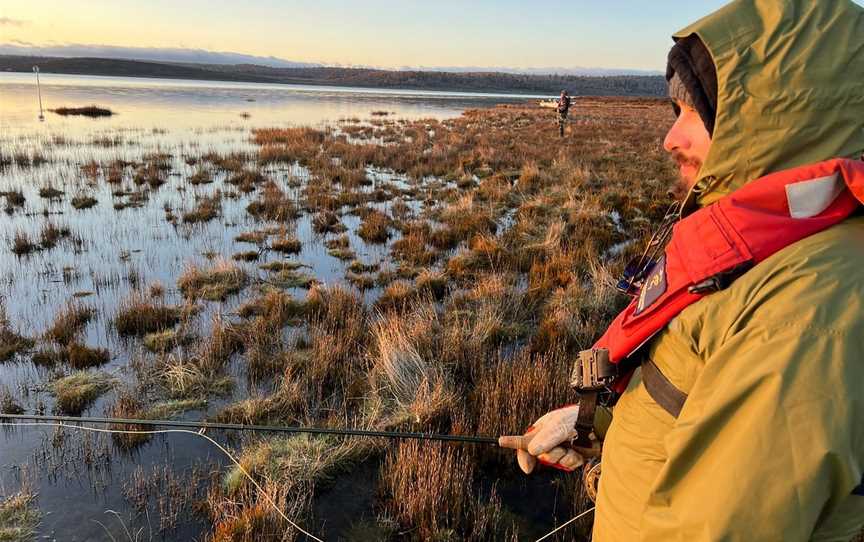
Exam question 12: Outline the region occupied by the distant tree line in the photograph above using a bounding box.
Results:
[0,55,666,96]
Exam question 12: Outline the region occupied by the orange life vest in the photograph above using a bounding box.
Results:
[593,158,864,391]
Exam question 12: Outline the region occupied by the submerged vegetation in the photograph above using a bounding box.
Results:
[0,487,41,541]
[0,98,679,539]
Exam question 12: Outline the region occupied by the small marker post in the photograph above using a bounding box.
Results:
[33,66,44,121]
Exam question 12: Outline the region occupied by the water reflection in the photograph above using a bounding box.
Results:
[1,72,538,131]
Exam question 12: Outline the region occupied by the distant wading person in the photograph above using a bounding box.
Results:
[556,90,571,137]
[500,0,864,540]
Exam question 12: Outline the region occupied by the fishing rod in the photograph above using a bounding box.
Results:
[0,413,499,445]
[0,412,591,541]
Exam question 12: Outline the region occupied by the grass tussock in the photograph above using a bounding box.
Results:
[246,181,299,221]
[46,302,95,345]
[51,370,114,414]
[237,289,305,324]
[370,307,454,426]
[356,208,391,243]
[0,487,41,541]
[183,193,222,223]
[270,235,302,254]
[108,389,152,450]
[143,328,195,352]
[178,260,248,301]
[382,440,502,540]
[38,223,70,250]
[70,194,98,209]
[0,303,34,361]
[66,343,110,369]
[1,190,25,209]
[0,387,24,415]
[225,434,373,498]
[114,290,183,336]
[10,231,36,256]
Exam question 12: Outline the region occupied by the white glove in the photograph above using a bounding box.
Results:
[498,405,585,474]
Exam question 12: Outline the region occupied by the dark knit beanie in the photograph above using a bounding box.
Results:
[666,34,718,135]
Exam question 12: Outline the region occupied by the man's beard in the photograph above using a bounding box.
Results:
[669,151,702,201]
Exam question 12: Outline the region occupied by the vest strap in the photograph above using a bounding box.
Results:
[641,359,688,418]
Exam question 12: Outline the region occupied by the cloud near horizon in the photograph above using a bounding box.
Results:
[0,42,319,68]
[0,42,662,76]
[0,17,28,27]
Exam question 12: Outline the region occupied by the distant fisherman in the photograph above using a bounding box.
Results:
[501,0,864,540]
[556,90,571,137]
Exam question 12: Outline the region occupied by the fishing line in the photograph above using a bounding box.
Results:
[534,506,595,542]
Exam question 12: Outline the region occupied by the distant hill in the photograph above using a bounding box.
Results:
[0,55,666,97]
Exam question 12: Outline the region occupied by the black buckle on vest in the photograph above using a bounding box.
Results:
[570,348,616,391]
[687,262,753,294]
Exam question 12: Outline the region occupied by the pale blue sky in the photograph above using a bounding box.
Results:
[1,1,861,71]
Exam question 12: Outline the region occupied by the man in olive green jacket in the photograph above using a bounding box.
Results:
[501,1,864,540]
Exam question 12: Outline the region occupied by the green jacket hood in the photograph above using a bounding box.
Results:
[676,0,864,207]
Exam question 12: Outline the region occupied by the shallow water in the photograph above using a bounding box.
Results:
[0,73,574,540]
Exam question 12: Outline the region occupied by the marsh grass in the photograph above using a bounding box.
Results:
[0,99,679,538]
[70,194,98,209]
[108,389,152,450]
[382,440,481,540]
[10,231,36,256]
[237,289,305,324]
[0,487,41,541]
[0,304,34,361]
[160,354,234,400]
[46,302,95,345]
[270,235,302,254]
[225,435,374,500]
[143,328,195,352]
[38,223,71,250]
[66,342,110,369]
[370,307,454,425]
[183,193,222,223]
[2,190,25,211]
[38,185,64,199]
[51,370,114,414]
[246,180,298,221]
[178,260,248,301]
[356,208,391,243]
[0,387,24,415]
[114,290,183,336]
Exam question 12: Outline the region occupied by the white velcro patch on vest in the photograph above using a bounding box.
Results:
[785,173,844,219]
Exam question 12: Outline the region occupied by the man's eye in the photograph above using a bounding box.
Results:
[671,101,681,117]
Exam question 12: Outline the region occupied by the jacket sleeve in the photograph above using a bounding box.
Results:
[640,322,864,541]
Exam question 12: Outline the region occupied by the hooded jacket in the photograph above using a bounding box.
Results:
[594,1,864,540]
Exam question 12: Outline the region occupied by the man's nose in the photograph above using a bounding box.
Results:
[663,116,690,153]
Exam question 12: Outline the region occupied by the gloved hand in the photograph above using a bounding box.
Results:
[498,405,585,474]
